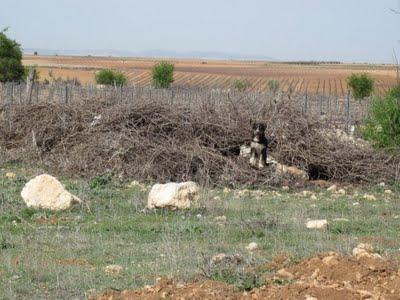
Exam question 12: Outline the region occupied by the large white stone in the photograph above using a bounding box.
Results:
[147,182,200,210]
[306,219,328,229]
[21,174,81,211]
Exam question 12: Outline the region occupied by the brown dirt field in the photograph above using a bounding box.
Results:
[23,55,398,96]
[94,253,400,300]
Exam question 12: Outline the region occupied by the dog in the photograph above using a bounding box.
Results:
[249,123,268,169]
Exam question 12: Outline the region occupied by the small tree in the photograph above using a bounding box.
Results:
[0,28,25,82]
[232,79,251,92]
[95,69,127,86]
[152,61,174,88]
[347,73,374,100]
[267,79,280,94]
[362,86,400,149]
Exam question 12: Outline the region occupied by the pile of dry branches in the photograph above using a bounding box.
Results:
[0,96,398,187]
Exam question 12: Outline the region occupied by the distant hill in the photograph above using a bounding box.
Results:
[23,48,277,61]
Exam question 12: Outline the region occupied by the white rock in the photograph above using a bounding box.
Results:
[276,268,294,280]
[5,172,16,180]
[104,264,123,276]
[215,215,227,222]
[211,253,227,264]
[310,194,318,200]
[21,174,81,211]
[384,190,393,195]
[147,182,200,210]
[352,243,382,260]
[306,219,328,229]
[337,189,346,195]
[246,242,259,252]
[378,182,386,187]
[333,218,349,222]
[363,194,377,201]
[327,184,337,192]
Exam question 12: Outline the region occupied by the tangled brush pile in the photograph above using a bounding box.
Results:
[0,96,398,187]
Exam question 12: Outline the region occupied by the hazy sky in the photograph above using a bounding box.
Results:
[1,0,400,62]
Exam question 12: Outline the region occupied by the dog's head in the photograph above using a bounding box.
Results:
[252,123,266,141]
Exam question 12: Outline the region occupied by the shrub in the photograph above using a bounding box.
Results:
[387,85,400,99]
[267,79,280,93]
[95,69,127,86]
[347,73,374,100]
[362,86,400,149]
[0,28,25,82]
[152,61,174,88]
[232,79,251,92]
[24,66,40,83]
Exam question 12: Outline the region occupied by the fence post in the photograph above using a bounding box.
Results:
[345,91,351,133]
[25,69,36,103]
[304,91,308,114]
[65,85,68,104]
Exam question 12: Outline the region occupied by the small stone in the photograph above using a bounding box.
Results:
[104,264,123,276]
[223,187,231,193]
[310,195,318,200]
[357,290,374,299]
[214,215,227,222]
[196,214,202,219]
[306,219,328,229]
[282,186,289,191]
[378,182,386,187]
[384,190,393,195]
[333,218,349,222]
[246,242,259,252]
[5,172,16,180]
[353,202,360,206]
[211,253,227,264]
[327,184,337,192]
[352,243,381,260]
[305,295,318,300]
[337,189,346,195]
[363,194,377,201]
[276,268,294,280]
[322,254,339,266]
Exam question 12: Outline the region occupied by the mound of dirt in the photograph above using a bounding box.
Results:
[1,98,399,186]
[94,253,400,300]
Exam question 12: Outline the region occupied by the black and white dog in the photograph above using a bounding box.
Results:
[250,123,268,169]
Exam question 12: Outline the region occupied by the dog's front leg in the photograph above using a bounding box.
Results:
[249,148,256,167]
[258,148,266,169]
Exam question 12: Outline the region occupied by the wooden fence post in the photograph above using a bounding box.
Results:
[25,69,36,103]
[345,91,351,133]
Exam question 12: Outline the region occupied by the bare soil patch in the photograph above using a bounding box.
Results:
[94,253,400,300]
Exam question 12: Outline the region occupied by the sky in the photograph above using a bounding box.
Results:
[1,0,400,63]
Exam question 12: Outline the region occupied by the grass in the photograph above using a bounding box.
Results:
[0,164,399,299]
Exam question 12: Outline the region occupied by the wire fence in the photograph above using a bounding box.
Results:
[0,82,370,130]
